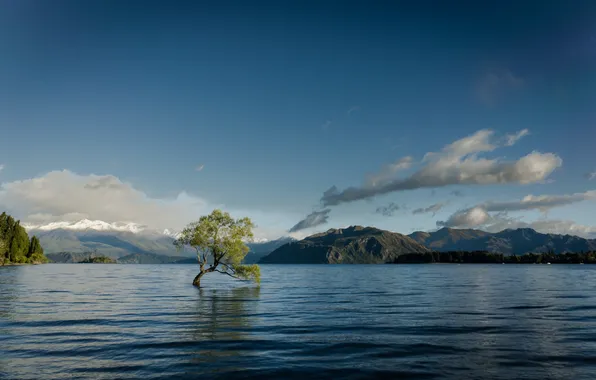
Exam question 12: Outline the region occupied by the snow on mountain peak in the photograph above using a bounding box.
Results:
[24,219,150,234]
[23,219,278,241]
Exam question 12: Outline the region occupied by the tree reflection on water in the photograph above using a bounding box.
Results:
[188,286,261,371]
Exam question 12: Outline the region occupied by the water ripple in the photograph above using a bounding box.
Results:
[1,264,596,379]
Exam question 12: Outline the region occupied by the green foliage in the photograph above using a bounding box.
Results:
[230,264,261,283]
[0,212,49,265]
[174,209,260,286]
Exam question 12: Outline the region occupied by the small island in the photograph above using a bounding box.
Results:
[79,256,116,264]
[0,212,48,265]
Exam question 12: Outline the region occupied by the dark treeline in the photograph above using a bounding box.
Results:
[0,212,48,265]
[392,251,596,264]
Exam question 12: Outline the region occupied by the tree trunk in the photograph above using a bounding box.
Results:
[192,271,204,287]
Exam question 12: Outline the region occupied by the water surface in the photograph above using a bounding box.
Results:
[1,264,596,379]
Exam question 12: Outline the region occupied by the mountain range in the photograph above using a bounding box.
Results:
[28,220,294,263]
[26,219,596,264]
[259,226,596,264]
[408,227,596,255]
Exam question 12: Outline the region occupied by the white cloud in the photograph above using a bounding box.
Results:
[0,164,4,172]
[196,164,205,172]
[505,128,529,146]
[587,172,596,180]
[321,129,562,206]
[437,206,490,228]
[322,120,332,130]
[0,169,288,240]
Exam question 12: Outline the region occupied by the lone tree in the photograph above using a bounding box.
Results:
[174,209,261,287]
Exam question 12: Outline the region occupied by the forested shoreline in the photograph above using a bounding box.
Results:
[391,251,596,264]
[0,212,48,265]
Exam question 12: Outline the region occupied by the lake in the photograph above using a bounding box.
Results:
[1,264,596,379]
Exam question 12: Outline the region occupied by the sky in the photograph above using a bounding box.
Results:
[0,0,595,239]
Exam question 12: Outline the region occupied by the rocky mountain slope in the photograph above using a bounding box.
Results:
[260,226,430,264]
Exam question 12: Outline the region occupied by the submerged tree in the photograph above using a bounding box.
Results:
[174,209,261,287]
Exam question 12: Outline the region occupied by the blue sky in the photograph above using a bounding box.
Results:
[0,1,595,239]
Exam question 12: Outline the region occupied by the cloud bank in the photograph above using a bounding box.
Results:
[322,129,561,206]
[0,169,290,240]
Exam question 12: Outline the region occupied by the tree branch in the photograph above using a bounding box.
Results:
[194,246,203,265]
[214,268,241,280]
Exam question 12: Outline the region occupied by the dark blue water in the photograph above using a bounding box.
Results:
[1,264,596,379]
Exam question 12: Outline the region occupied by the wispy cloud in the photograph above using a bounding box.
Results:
[366,156,413,187]
[321,120,332,130]
[475,69,524,106]
[195,164,205,172]
[375,202,400,217]
[586,171,596,180]
[505,128,529,146]
[347,106,360,115]
[288,209,331,232]
[412,202,447,216]
[0,164,4,172]
[321,129,561,207]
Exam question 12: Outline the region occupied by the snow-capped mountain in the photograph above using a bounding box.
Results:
[23,219,149,234]
[24,219,290,259]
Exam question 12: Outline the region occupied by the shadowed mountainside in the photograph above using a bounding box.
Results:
[260,226,430,264]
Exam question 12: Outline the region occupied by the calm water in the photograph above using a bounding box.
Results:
[1,264,596,379]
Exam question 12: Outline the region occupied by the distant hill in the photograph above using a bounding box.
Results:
[39,228,293,263]
[244,237,296,263]
[260,226,430,264]
[47,252,98,263]
[409,227,596,255]
[117,253,196,264]
[32,229,179,258]
[47,251,196,264]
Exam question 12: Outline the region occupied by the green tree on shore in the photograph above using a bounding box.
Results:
[0,212,48,265]
[174,209,260,287]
